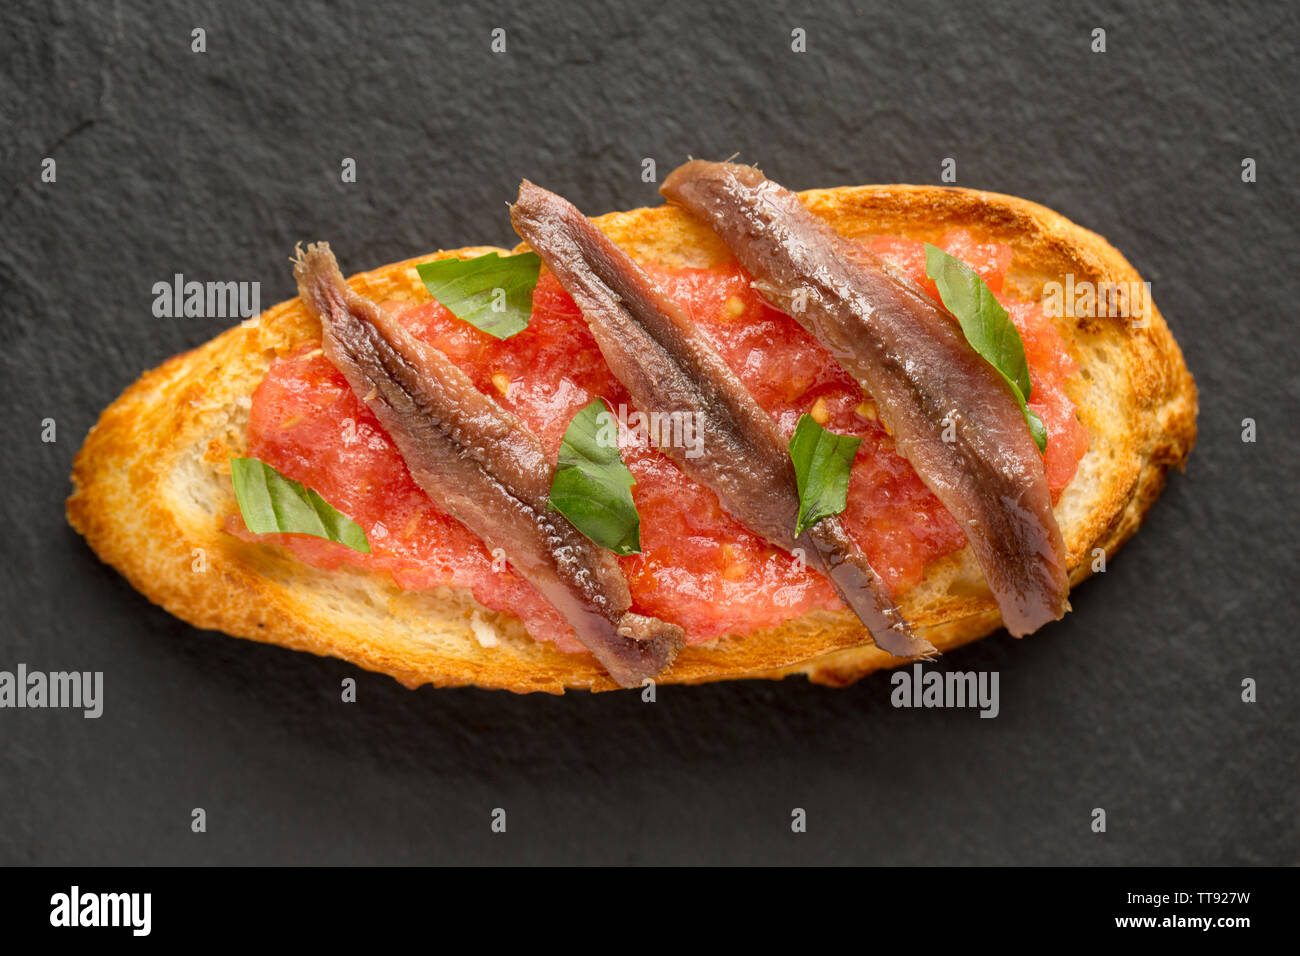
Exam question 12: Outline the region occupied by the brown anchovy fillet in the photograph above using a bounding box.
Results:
[511,181,932,657]
[292,243,683,687]
[660,161,1069,636]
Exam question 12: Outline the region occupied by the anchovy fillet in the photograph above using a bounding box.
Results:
[660,161,1069,635]
[293,243,683,686]
[511,181,932,657]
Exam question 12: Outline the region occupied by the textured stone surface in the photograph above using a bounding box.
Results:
[0,0,1296,864]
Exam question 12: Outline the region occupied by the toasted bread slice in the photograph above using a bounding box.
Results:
[66,185,1197,693]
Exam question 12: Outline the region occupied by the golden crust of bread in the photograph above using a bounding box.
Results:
[66,185,1197,693]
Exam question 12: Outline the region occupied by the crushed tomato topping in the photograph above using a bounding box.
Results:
[242,231,1089,651]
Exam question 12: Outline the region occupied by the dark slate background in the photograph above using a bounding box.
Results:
[1,0,1296,866]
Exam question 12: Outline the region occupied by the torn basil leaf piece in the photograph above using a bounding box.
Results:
[416,251,541,340]
[547,399,642,556]
[789,414,863,538]
[924,243,1047,452]
[230,457,370,553]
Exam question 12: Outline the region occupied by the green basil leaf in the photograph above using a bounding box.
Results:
[416,251,541,340]
[1025,408,1048,452]
[924,243,1047,452]
[789,414,863,538]
[547,399,642,556]
[230,457,370,553]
